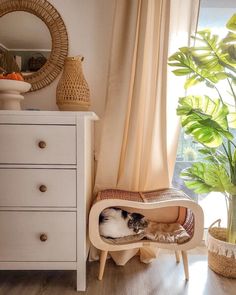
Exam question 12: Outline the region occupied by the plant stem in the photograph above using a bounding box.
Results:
[227,195,236,244]
[213,82,236,184]
[222,143,231,161]
[213,84,235,182]
[220,61,236,75]
[222,142,234,177]
[227,78,236,109]
[223,80,236,184]
[229,140,236,149]
[223,192,229,216]
[227,141,232,160]
[214,86,224,105]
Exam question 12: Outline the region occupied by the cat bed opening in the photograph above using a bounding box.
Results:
[99,206,193,245]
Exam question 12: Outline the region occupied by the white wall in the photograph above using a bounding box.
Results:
[0,11,51,50]
[22,0,115,120]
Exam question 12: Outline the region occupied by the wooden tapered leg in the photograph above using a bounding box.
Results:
[175,251,180,263]
[98,250,108,280]
[181,250,189,280]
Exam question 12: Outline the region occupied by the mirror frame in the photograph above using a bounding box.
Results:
[0,0,69,91]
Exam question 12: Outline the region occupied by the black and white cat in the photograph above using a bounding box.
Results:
[99,207,148,238]
[99,207,191,243]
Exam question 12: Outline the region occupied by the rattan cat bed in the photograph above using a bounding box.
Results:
[89,188,204,280]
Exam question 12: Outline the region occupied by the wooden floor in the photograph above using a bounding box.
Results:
[0,247,235,295]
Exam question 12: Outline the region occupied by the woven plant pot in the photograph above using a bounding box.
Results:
[56,56,90,111]
[206,220,236,278]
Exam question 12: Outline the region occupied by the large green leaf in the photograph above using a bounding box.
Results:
[168,48,217,89]
[181,162,236,194]
[221,32,236,67]
[227,14,236,32]
[177,95,233,147]
[198,148,228,164]
[204,165,233,192]
[193,30,236,74]
[222,32,236,64]
[181,163,212,194]
[168,28,236,88]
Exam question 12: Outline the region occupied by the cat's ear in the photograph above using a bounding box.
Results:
[131,213,145,220]
[121,210,128,219]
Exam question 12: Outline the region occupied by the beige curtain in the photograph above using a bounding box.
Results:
[93,0,200,265]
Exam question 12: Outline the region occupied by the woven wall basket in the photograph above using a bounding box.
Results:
[56,56,90,111]
[206,220,236,278]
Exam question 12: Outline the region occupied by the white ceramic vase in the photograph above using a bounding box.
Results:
[0,80,31,110]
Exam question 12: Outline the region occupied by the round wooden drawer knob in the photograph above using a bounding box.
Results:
[39,185,47,193]
[38,141,46,149]
[40,234,48,242]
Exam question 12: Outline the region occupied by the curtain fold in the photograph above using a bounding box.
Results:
[93,0,200,265]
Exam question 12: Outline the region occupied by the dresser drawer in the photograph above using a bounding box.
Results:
[0,212,76,261]
[0,169,76,207]
[0,125,76,164]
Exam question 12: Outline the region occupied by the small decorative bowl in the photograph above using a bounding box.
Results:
[0,79,31,110]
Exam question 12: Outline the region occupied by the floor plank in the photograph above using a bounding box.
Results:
[0,247,235,295]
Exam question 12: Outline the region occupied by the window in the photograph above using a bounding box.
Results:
[172,0,235,228]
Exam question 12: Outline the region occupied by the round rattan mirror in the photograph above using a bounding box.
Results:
[0,0,68,91]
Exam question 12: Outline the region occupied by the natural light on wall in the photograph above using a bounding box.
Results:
[172,0,236,228]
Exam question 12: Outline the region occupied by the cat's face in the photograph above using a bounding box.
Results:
[127,213,148,233]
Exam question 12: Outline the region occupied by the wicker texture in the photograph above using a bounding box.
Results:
[56,56,90,111]
[208,251,236,278]
[96,188,191,203]
[0,0,68,92]
[207,227,236,278]
[180,209,194,237]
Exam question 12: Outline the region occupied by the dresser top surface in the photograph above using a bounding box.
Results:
[0,110,98,124]
[0,110,97,117]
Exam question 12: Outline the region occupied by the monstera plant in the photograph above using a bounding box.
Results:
[168,14,236,244]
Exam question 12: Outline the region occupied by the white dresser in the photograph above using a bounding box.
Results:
[0,110,97,291]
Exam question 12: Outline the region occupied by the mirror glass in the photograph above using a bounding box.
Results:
[0,11,51,76]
